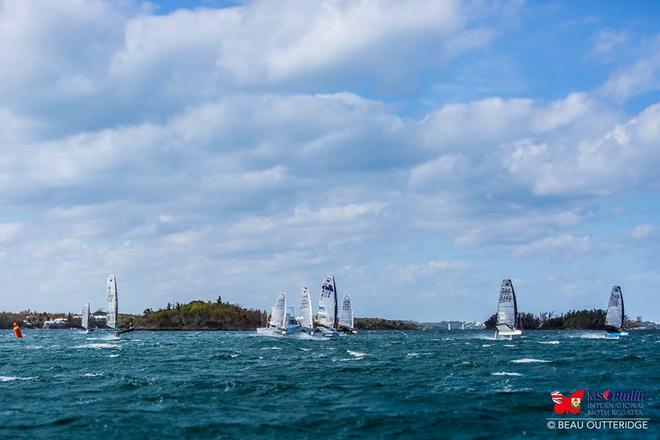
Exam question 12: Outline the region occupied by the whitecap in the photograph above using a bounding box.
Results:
[298,348,313,351]
[538,341,560,345]
[260,346,282,350]
[491,371,523,376]
[482,344,492,347]
[83,373,103,377]
[510,358,550,364]
[75,343,119,349]
[503,344,515,347]
[347,350,365,358]
[0,376,35,382]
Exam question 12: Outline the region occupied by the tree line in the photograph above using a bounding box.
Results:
[484,309,642,330]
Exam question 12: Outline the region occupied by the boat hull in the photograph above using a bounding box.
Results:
[496,324,522,338]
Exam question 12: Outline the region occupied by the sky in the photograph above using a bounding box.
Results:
[0,0,659,321]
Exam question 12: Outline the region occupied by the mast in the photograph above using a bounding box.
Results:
[332,276,338,329]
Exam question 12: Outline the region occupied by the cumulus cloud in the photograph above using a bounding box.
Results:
[0,1,658,319]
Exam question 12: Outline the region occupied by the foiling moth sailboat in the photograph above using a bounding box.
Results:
[495,279,522,339]
[298,286,315,334]
[605,286,628,337]
[82,302,94,333]
[338,294,356,334]
[316,276,339,337]
[106,274,133,336]
[257,292,299,336]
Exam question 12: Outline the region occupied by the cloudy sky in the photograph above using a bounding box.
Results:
[1,0,659,321]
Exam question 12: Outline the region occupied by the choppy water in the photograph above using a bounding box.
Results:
[0,329,657,439]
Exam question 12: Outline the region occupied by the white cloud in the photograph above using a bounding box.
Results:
[600,35,660,101]
[508,234,591,258]
[0,222,23,243]
[632,224,656,240]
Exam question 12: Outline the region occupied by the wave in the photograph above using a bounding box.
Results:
[0,376,36,382]
[347,350,366,358]
[75,343,119,349]
[491,372,523,376]
[510,358,550,364]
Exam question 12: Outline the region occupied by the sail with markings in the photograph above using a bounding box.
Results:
[106,275,118,330]
[82,303,91,331]
[317,276,337,329]
[495,279,521,337]
[605,286,625,331]
[338,295,354,331]
[300,287,314,330]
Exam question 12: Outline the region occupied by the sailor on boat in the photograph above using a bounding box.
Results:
[117,321,135,335]
[12,322,23,339]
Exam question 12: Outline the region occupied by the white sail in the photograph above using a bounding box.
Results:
[339,295,354,330]
[82,303,91,330]
[106,274,118,329]
[271,292,287,330]
[300,287,314,329]
[317,276,337,329]
[496,279,518,330]
[605,286,624,330]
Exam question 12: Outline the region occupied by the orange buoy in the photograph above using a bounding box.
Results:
[13,322,23,339]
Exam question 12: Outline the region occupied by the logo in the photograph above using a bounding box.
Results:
[550,389,584,415]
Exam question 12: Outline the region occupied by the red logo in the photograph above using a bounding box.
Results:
[550,389,584,414]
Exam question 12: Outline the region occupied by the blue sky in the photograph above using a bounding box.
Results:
[0,0,659,321]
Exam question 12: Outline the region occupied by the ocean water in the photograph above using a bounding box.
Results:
[0,329,657,439]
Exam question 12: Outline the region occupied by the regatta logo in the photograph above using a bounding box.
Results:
[588,390,645,402]
[551,389,584,415]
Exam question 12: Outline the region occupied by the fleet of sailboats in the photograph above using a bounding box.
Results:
[257,275,357,337]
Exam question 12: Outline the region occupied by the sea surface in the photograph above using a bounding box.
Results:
[0,329,657,439]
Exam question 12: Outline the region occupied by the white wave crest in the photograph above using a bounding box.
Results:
[510,358,550,364]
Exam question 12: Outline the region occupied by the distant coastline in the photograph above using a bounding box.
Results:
[0,299,421,331]
[2,301,657,331]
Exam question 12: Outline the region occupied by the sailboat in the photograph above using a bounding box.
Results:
[106,274,133,336]
[338,295,356,334]
[81,302,94,333]
[299,287,315,333]
[495,279,522,339]
[256,292,299,336]
[605,286,628,337]
[447,322,451,331]
[316,276,339,337]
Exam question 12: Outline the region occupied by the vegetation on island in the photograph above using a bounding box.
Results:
[354,317,419,330]
[133,298,265,330]
[484,309,643,330]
